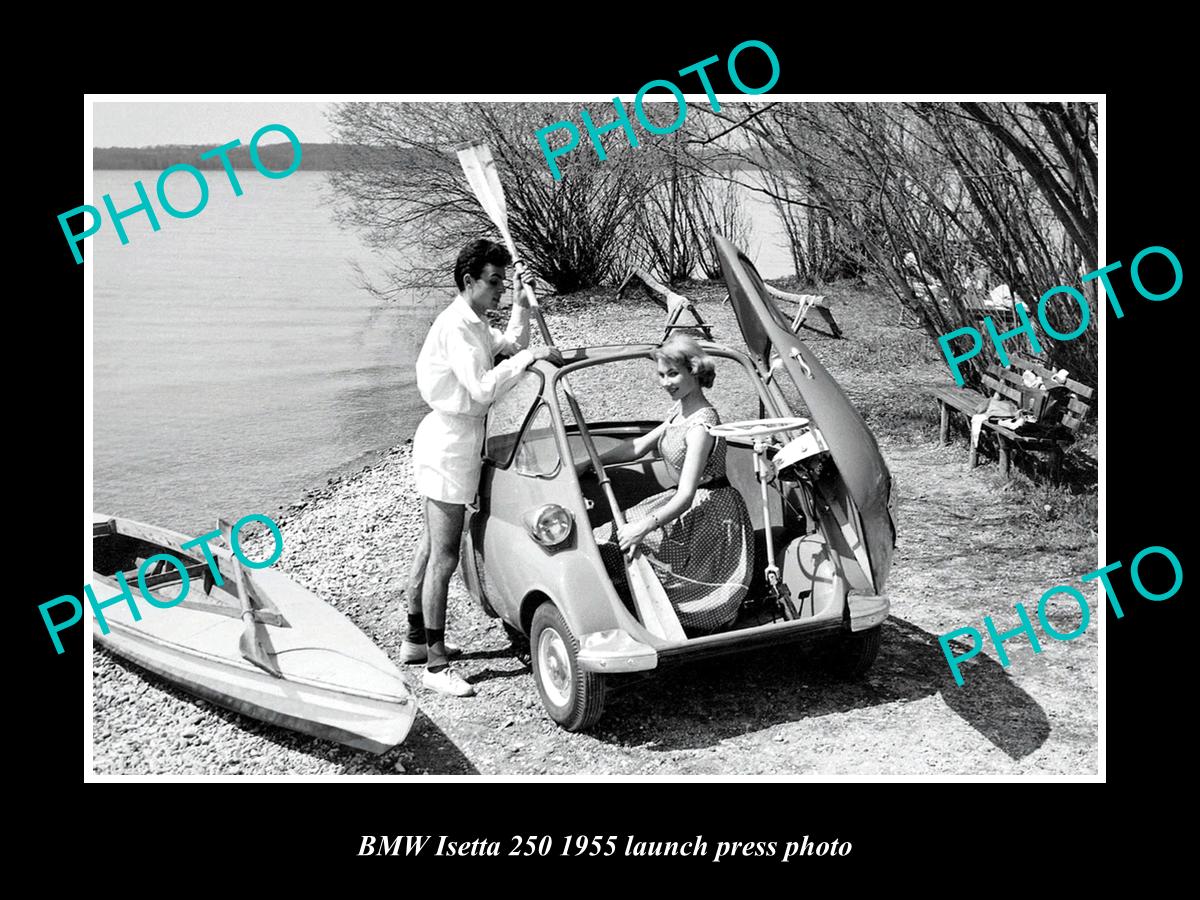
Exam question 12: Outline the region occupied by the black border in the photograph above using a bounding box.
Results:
[24,28,1188,874]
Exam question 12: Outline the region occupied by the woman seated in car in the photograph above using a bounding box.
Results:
[577,334,756,633]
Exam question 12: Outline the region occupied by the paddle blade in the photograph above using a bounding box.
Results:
[455,140,515,255]
[626,550,687,642]
[240,615,282,678]
[222,516,283,675]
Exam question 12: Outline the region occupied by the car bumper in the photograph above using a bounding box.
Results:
[847,592,889,632]
[576,596,890,672]
[577,629,658,673]
[656,615,844,665]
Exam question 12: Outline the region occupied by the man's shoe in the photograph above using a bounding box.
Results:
[399,640,463,664]
[422,667,476,697]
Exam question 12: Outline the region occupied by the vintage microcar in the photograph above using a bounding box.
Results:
[461,236,897,730]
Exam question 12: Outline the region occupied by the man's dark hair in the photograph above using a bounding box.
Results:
[454,239,512,291]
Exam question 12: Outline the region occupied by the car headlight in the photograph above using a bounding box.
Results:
[523,504,575,547]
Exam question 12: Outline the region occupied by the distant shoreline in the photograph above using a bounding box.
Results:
[92,143,406,172]
[92,144,757,173]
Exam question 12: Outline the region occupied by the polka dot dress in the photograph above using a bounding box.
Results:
[593,404,755,633]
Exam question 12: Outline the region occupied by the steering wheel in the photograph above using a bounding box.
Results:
[706,417,810,440]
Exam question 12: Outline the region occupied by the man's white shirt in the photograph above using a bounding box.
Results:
[416,295,533,417]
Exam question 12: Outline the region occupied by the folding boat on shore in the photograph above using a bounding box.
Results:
[91,514,416,753]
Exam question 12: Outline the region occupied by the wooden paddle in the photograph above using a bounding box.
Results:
[456,141,686,643]
[218,517,283,677]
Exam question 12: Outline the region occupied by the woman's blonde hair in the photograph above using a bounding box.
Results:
[653,333,716,389]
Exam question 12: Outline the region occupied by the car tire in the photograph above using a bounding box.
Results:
[826,625,882,680]
[530,602,606,732]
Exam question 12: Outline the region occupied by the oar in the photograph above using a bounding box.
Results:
[218,517,283,677]
[456,140,542,311]
[456,141,686,643]
[583,449,688,641]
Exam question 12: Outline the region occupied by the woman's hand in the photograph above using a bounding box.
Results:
[617,517,657,552]
[531,345,564,365]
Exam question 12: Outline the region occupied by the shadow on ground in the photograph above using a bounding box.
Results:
[589,615,1049,760]
[382,709,479,774]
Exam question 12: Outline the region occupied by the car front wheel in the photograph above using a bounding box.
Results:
[530,602,606,732]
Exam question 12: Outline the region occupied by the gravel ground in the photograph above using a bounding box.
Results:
[91,281,1098,776]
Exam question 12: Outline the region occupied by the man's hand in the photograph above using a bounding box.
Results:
[531,346,564,366]
[513,264,536,306]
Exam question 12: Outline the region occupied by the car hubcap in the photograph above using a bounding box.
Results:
[537,628,572,707]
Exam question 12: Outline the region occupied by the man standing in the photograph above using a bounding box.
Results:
[401,239,561,696]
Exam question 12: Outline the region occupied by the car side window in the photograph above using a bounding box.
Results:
[485,370,542,467]
[514,404,561,477]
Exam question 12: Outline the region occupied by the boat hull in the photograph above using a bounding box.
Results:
[92,515,417,755]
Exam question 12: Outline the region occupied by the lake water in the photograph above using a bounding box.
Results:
[91,170,791,534]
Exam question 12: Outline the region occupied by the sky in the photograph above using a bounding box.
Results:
[93,102,335,147]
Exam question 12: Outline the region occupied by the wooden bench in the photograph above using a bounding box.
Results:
[927,354,1094,482]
